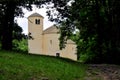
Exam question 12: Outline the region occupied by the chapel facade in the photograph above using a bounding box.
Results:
[28,13,77,60]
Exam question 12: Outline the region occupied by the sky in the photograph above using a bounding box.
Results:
[15,5,55,34]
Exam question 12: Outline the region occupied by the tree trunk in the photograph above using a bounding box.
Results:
[1,3,16,50]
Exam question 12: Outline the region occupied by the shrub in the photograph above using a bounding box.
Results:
[12,38,28,52]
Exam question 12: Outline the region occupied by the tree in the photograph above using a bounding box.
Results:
[0,0,50,50]
[12,21,28,52]
[47,0,120,63]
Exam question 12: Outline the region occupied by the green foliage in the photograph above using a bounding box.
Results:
[77,35,97,63]
[0,0,51,50]
[12,38,28,52]
[0,51,86,80]
[0,42,1,50]
[47,0,120,63]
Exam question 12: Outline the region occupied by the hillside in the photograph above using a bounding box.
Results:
[1,51,120,80]
[0,51,86,80]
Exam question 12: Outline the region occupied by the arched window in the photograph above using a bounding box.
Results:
[35,19,40,24]
[50,40,52,45]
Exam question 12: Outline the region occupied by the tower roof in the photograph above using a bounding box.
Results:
[28,13,44,18]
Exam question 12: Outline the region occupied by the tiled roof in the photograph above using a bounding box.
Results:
[67,40,76,44]
[28,13,44,18]
[43,25,59,34]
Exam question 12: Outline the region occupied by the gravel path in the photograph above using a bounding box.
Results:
[85,64,120,80]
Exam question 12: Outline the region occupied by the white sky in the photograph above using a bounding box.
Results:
[15,1,73,34]
[15,5,55,34]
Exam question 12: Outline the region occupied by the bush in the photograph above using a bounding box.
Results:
[12,38,28,52]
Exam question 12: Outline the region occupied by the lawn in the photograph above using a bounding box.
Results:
[0,51,87,80]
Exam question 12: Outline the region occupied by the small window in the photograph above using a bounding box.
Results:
[56,53,60,57]
[35,19,40,24]
[50,40,52,45]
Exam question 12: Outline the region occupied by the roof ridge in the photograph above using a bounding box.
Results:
[28,13,44,18]
[44,25,55,32]
[43,25,59,34]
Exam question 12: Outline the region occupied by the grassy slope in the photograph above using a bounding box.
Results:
[0,51,87,80]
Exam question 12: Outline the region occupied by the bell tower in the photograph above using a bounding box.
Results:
[28,13,44,54]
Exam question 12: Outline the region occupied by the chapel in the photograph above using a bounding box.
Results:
[28,13,77,60]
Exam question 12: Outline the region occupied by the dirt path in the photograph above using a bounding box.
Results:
[85,64,120,80]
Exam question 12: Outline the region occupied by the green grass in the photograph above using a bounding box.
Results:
[0,51,87,80]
